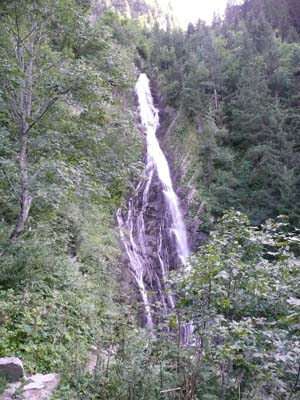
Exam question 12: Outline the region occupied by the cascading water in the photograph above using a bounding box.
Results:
[117,73,190,336]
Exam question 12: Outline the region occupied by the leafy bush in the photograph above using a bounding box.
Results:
[173,210,300,399]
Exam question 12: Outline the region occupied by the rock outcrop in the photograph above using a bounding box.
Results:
[0,373,60,400]
[91,0,177,28]
[21,374,60,400]
[0,358,24,382]
[0,358,60,400]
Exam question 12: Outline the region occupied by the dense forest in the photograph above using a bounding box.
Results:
[150,0,300,228]
[0,0,300,399]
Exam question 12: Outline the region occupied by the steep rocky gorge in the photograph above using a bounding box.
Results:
[150,80,208,252]
[117,73,191,334]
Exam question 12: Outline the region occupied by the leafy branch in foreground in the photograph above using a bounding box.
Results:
[171,210,300,399]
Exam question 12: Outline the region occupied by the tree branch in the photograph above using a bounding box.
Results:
[21,22,42,43]
[288,360,300,400]
[25,87,73,135]
[160,387,181,394]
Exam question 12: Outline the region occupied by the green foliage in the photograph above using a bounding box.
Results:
[52,211,300,400]
[0,376,7,395]
[0,0,143,379]
[0,287,91,372]
[172,210,300,399]
[1,1,300,399]
[63,332,163,400]
[149,2,300,227]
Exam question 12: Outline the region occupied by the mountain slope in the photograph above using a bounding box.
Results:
[91,0,177,27]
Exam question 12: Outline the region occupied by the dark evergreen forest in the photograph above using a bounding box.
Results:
[150,0,300,227]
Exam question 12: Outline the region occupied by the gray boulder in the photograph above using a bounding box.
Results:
[22,373,60,400]
[0,358,24,382]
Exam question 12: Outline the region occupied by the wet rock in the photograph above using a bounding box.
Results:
[198,231,209,243]
[0,357,24,382]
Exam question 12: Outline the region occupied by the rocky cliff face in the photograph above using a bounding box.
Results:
[152,91,208,252]
[91,0,177,28]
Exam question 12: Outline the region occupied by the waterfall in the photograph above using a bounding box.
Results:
[117,73,189,334]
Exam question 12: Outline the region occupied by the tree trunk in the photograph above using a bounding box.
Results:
[10,124,32,240]
[10,35,34,240]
